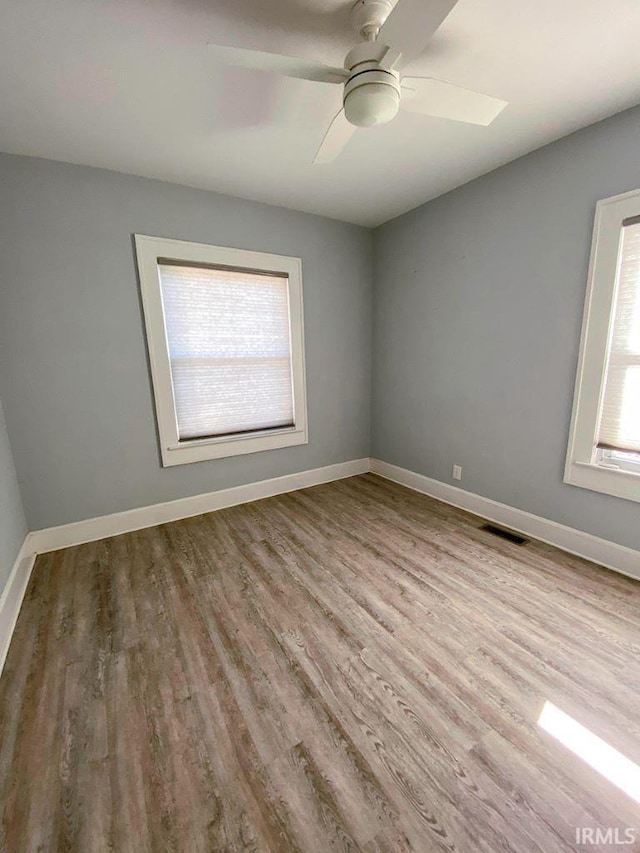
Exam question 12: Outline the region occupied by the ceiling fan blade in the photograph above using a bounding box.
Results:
[377,0,459,69]
[208,44,348,84]
[401,77,507,125]
[313,110,358,165]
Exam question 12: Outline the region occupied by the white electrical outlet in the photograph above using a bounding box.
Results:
[452,465,462,481]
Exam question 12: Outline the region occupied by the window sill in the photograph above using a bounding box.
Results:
[161,425,308,467]
[564,460,640,503]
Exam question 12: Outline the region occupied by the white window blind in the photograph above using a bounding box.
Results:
[158,262,294,442]
[597,217,640,455]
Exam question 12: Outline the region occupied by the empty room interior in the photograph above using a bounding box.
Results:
[2,0,640,850]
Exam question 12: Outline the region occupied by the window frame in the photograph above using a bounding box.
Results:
[564,188,640,503]
[598,448,640,475]
[135,234,308,467]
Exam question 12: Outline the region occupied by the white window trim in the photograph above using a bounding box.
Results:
[135,234,308,467]
[564,189,640,503]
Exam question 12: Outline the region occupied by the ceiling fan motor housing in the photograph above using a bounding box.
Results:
[343,44,400,127]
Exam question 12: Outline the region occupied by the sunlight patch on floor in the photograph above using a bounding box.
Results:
[538,700,640,804]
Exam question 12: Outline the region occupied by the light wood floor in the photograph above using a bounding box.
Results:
[1,474,639,852]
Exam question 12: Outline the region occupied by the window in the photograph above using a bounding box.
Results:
[135,235,307,466]
[565,189,640,502]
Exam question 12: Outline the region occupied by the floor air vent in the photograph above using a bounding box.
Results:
[480,524,529,546]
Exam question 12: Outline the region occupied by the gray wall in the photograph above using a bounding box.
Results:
[3,106,640,549]
[372,105,640,552]
[0,395,27,592]
[0,154,372,529]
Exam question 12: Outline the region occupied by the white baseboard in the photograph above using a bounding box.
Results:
[0,536,37,675]
[25,456,640,575]
[29,458,371,554]
[3,456,637,676]
[370,459,640,581]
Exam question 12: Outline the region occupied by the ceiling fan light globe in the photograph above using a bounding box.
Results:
[344,83,399,127]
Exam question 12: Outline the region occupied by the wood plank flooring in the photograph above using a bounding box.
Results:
[1,473,639,852]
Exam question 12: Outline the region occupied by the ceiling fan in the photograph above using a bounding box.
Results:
[208,0,507,164]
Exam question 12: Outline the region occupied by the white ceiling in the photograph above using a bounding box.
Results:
[1,0,640,227]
